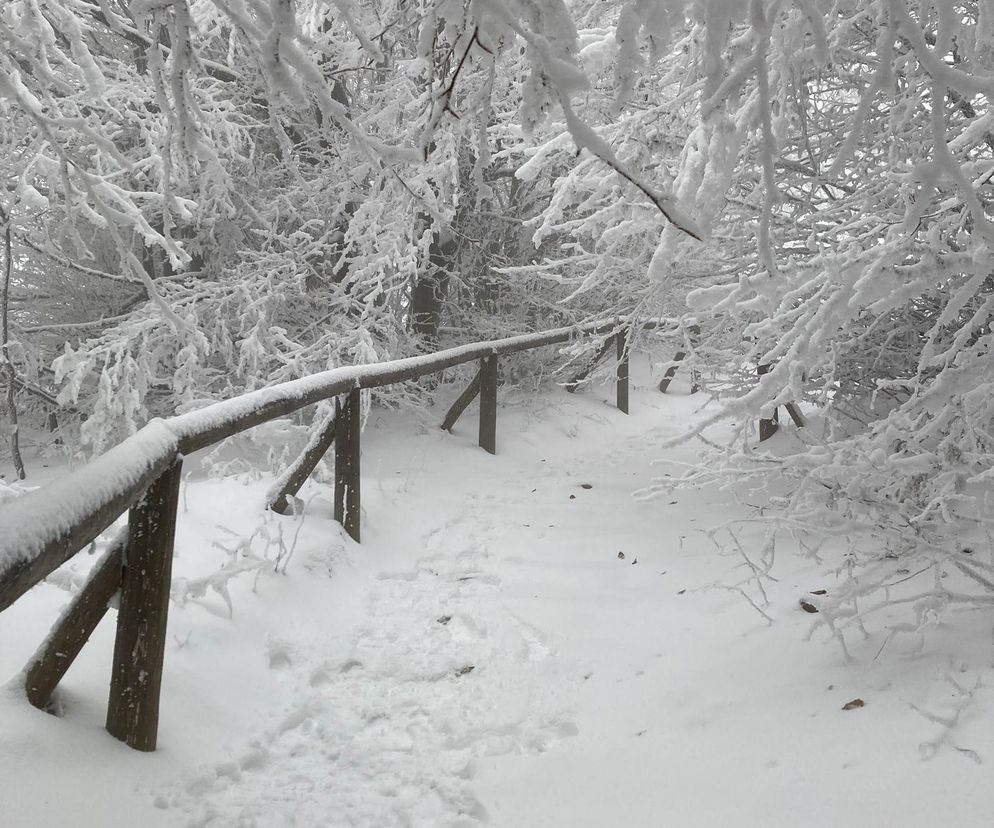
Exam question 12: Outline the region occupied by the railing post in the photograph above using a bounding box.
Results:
[334,388,361,541]
[479,354,498,455]
[106,456,182,751]
[616,329,629,414]
[688,323,701,394]
[758,363,779,441]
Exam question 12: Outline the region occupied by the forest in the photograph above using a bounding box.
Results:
[3,0,992,637]
[0,1,993,824]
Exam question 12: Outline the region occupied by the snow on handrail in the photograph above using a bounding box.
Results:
[0,318,646,612]
[0,422,178,612]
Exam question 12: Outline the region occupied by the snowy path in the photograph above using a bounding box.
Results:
[168,506,575,827]
[1,360,993,827]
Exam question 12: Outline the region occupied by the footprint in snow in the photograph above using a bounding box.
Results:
[162,506,572,828]
[265,639,294,671]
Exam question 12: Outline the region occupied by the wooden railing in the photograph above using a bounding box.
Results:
[0,318,656,751]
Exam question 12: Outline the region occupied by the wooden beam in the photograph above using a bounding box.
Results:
[106,457,182,751]
[565,335,615,393]
[268,410,337,514]
[757,364,779,442]
[169,318,652,454]
[657,351,687,394]
[334,390,361,542]
[759,415,779,441]
[659,324,700,394]
[24,537,125,710]
[479,355,498,455]
[784,401,806,428]
[440,368,482,432]
[616,329,629,414]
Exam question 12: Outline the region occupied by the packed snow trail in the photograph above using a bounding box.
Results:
[164,508,576,826]
[1,358,992,827]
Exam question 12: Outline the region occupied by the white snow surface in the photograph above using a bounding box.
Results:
[1,358,992,827]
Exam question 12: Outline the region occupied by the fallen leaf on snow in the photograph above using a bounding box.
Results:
[799,599,819,613]
[842,698,865,711]
[954,746,982,764]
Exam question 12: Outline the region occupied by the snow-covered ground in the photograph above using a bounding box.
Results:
[1,357,992,827]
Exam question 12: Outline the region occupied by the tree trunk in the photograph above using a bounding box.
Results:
[0,206,25,480]
[411,229,457,347]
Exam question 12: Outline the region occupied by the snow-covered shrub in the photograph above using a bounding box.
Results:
[624,1,994,643]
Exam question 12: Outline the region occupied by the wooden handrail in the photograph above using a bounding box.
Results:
[0,318,640,612]
[4,315,714,751]
[0,423,178,612]
[166,320,628,452]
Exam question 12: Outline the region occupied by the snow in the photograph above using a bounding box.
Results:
[0,420,177,572]
[1,322,625,581]
[0,357,992,826]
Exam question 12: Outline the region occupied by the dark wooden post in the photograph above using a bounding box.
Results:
[757,364,779,441]
[106,457,182,751]
[688,323,701,394]
[334,389,361,541]
[616,329,629,414]
[479,355,498,455]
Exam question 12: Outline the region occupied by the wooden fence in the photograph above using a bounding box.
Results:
[0,316,801,752]
[0,318,655,752]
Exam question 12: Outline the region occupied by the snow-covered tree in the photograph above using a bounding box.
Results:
[7,0,993,653]
[617,1,994,640]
